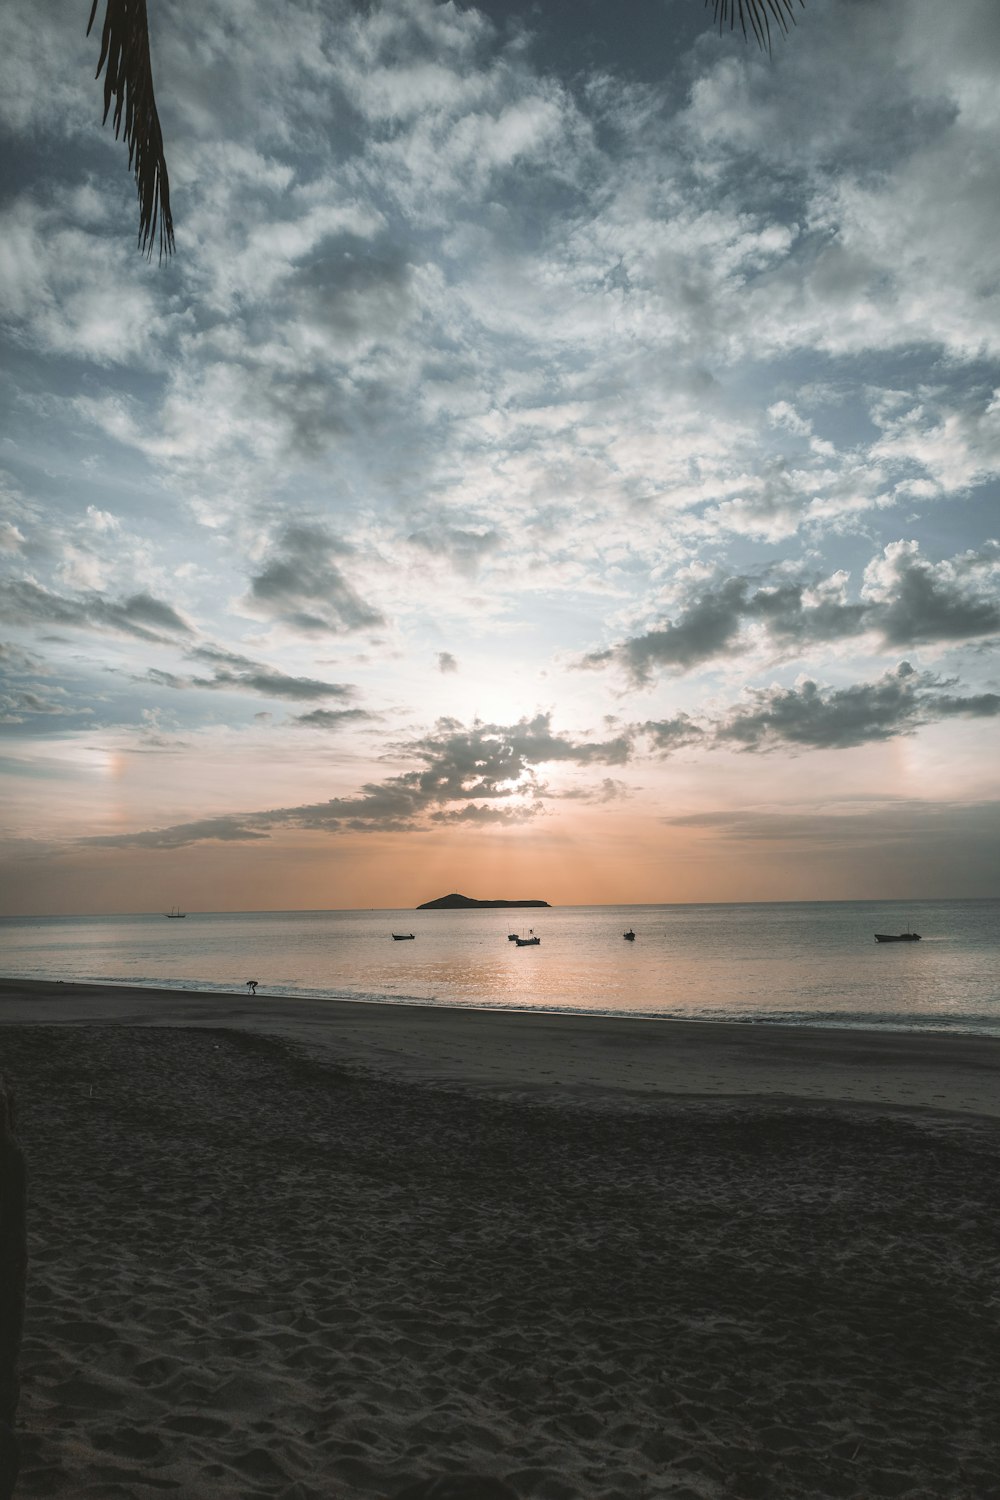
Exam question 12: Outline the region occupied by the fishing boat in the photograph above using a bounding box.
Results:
[507,932,519,941]
[624,929,636,941]
[392,932,415,941]
[514,935,540,946]
[874,930,921,943]
[165,906,186,919]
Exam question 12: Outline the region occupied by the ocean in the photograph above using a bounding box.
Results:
[1,899,998,1035]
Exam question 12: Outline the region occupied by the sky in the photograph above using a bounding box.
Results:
[1,0,999,915]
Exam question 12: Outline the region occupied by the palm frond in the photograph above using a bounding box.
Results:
[88,0,174,260]
[707,0,805,52]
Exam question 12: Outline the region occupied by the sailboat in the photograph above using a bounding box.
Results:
[165,905,186,919]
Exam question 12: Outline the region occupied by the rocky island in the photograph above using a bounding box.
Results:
[417,893,550,910]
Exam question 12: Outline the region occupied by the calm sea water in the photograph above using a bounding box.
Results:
[1,900,998,1035]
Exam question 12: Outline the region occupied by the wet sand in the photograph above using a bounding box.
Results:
[2,976,999,1118]
[1,980,999,1498]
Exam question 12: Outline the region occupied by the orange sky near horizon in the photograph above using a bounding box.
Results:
[2,797,994,918]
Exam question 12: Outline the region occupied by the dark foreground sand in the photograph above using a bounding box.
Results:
[1,981,999,1499]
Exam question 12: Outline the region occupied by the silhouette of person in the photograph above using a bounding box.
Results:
[246,980,258,995]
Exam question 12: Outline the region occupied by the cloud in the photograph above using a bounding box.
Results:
[292,707,373,729]
[78,711,633,846]
[861,540,1000,647]
[585,541,1000,683]
[639,661,1000,757]
[408,524,504,578]
[584,576,750,680]
[146,663,354,703]
[82,817,271,850]
[0,684,88,724]
[166,645,358,703]
[662,797,1000,865]
[0,197,167,364]
[641,716,705,754]
[244,523,384,635]
[0,582,192,641]
[437,651,458,673]
[714,664,999,753]
[286,237,416,344]
[869,386,1000,498]
[557,777,632,803]
[429,802,540,825]
[0,641,49,674]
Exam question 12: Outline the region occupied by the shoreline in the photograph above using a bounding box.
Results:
[3,975,999,1120]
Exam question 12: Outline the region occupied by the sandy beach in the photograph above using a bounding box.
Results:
[1,980,999,1498]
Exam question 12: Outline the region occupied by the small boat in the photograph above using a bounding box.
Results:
[515,935,540,946]
[624,929,636,941]
[874,930,920,943]
[507,933,519,942]
[165,906,186,919]
[392,933,415,941]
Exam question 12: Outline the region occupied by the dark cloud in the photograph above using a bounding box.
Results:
[399,713,632,805]
[749,581,867,650]
[642,715,705,755]
[292,708,374,729]
[934,691,1000,718]
[81,817,270,850]
[584,575,749,682]
[715,664,927,751]
[287,238,415,342]
[147,645,357,703]
[429,803,540,825]
[246,522,384,635]
[437,652,458,673]
[584,542,1000,683]
[79,712,633,847]
[713,664,1000,753]
[638,664,1000,758]
[873,545,1000,646]
[0,582,192,642]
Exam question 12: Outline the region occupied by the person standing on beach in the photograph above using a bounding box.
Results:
[0,1077,27,1500]
[246,979,258,995]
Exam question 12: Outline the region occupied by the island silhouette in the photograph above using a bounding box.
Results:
[417,893,550,910]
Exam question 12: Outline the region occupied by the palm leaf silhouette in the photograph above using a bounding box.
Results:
[708,0,804,51]
[88,0,174,259]
[87,2,805,259]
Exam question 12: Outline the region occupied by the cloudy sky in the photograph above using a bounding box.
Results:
[1,0,999,914]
